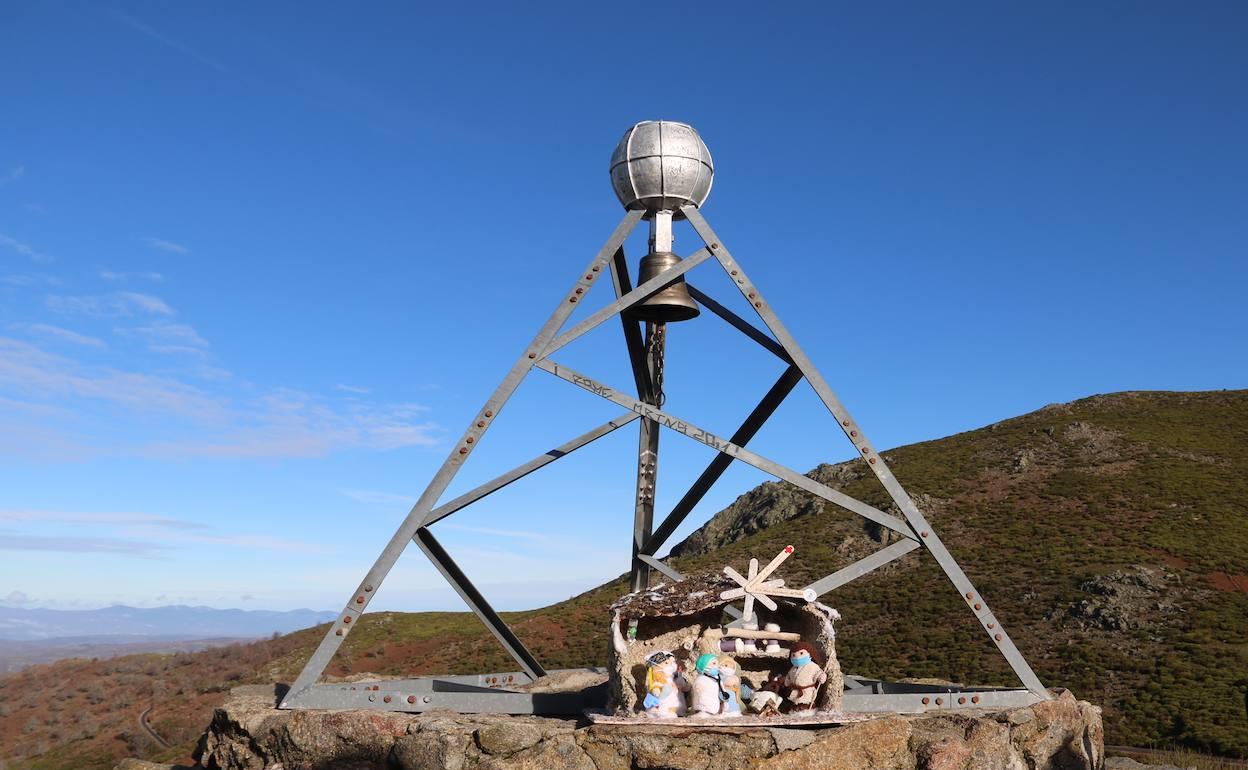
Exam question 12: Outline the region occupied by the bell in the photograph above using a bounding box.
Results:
[626,251,700,323]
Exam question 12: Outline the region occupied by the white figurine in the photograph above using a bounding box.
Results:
[689,653,728,716]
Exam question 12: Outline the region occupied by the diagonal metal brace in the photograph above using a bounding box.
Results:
[534,358,916,541]
[540,247,713,358]
[415,527,545,680]
[421,413,641,527]
[804,539,921,597]
[687,284,792,364]
[641,365,803,556]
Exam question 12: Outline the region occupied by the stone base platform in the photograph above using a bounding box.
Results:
[190,684,1104,770]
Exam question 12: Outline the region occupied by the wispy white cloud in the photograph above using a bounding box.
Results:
[141,236,190,255]
[100,270,164,282]
[0,232,53,263]
[440,524,550,541]
[46,291,174,318]
[0,510,327,557]
[0,164,24,187]
[340,488,412,506]
[0,338,440,459]
[335,384,371,394]
[116,320,209,354]
[0,532,164,557]
[112,10,227,74]
[10,323,106,348]
[0,510,206,530]
[138,391,440,459]
[1,273,60,287]
[0,337,228,420]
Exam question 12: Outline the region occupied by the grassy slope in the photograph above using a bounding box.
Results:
[2,390,1245,769]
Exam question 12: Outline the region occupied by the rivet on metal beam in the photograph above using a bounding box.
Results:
[364,585,373,592]
[368,694,376,702]
[935,698,944,705]
[459,448,468,454]
[342,616,351,624]
[569,297,577,303]
[484,410,493,417]
[974,603,982,610]
[958,697,967,704]
[384,695,392,703]
[869,458,876,464]
[423,696,432,703]
[712,243,720,250]
[335,629,343,636]
[921,531,929,538]
[994,633,1003,641]
[355,596,364,604]
[972,696,980,704]
[965,593,974,600]
[987,622,995,629]
[575,288,584,294]
[850,430,858,437]
[407,695,416,704]
[528,353,536,359]
[466,437,474,444]
[592,265,600,272]
[477,420,486,427]
[921,697,930,705]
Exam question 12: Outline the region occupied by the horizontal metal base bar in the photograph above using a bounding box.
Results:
[842,687,1043,713]
[282,668,608,714]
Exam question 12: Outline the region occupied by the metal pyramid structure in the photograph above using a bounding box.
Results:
[282,124,1049,716]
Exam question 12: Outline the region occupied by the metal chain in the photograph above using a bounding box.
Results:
[647,322,666,407]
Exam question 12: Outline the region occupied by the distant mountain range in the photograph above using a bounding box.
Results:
[0,604,336,641]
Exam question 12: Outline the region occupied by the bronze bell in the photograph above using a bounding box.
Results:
[626,251,700,323]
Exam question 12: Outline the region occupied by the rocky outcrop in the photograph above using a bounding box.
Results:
[191,685,1104,770]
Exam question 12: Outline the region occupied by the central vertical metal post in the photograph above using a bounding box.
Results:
[629,331,660,593]
[628,212,673,593]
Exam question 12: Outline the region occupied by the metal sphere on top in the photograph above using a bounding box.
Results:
[609,121,713,218]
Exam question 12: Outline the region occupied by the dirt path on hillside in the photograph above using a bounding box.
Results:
[139,706,171,749]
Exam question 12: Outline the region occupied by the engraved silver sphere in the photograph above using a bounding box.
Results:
[609,121,713,217]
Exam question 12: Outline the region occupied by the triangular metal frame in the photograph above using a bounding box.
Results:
[281,204,1048,712]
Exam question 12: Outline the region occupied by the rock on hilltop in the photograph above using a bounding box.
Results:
[180,684,1104,770]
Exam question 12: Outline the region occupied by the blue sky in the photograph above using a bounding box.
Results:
[1,2,1244,613]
